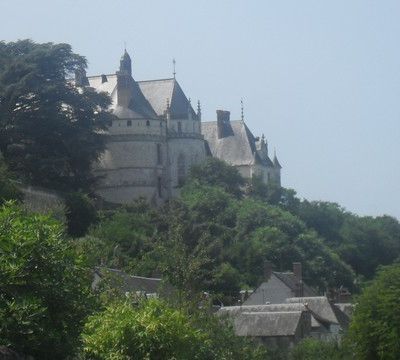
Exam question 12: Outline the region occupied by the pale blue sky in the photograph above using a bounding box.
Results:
[1,0,399,218]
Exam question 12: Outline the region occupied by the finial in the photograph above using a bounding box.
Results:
[172,58,176,79]
[261,133,265,141]
[241,98,244,121]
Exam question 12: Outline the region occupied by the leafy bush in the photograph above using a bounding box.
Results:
[82,299,268,360]
[347,262,400,360]
[289,338,351,360]
[65,192,97,237]
[0,202,95,359]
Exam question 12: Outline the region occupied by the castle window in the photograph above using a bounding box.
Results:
[177,153,185,186]
[146,120,150,126]
[178,122,182,134]
[160,121,162,127]
[157,177,162,197]
[127,120,132,127]
[157,144,162,164]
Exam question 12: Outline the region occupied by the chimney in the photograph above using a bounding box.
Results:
[293,262,303,297]
[216,110,230,139]
[264,260,273,281]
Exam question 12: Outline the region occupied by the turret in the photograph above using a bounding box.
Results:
[119,49,132,76]
[116,50,133,107]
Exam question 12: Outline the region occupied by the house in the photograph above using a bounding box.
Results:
[286,296,350,340]
[243,262,317,305]
[92,267,174,299]
[218,304,311,348]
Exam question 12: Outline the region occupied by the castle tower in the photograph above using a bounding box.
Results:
[116,50,133,108]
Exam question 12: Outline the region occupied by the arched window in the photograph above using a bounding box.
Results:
[127,120,132,127]
[146,120,150,126]
[177,122,182,134]
[177,153,185,186]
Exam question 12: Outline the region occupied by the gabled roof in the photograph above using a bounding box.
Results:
[202,120,275,168]
[286,297,339,325]
[273,272,317,297]
[218,303,321,329]
[234,311,304,337]
[202,120,256,166]
[87,74,157,119]
[93,267,173,296]
[138,78,197,119]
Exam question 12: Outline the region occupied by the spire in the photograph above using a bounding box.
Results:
[273,148,282,169]
[172,58,176,79]
[197,100,201,121]
[119,49,132,76]
[241,98,244,122]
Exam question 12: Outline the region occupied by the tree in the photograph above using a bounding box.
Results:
[82,299,268,360]
[189,157,245,197]
[289,338,351,360]
[65,192,98,237]
[0,40,113,192]
[347,262,400,360]
[82,300,206,360]
[0,155,22,204]
[0,202,95,359]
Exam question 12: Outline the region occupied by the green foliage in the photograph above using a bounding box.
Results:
[82,299,268,360]
[65,192,97,237]
[0,40,113,192]
[0,202,95,359]
[289,338,351,360]
[0,155,22,204]
[347,262,400,360]
[296,200,400,280]
[82,300,204,360]
[189,157,245,197]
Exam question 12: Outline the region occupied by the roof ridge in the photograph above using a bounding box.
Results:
[137,77,175,83]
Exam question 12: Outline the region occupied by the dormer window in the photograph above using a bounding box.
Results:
[146,120,150,127]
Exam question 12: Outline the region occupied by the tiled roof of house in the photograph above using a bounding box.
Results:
[218,303,320,329]
[286,296,339,325]
[234,311,304,337]
[273,272,317,297]
[93,267,173,296]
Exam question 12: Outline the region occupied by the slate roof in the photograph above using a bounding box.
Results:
[138,78,197,119]
[202,120,274,167]
[234,311,304,337]
[286,297,339,325]
[273,272,317,298]
[87,74,157,119]
[93,267,173,296]
[218,303,320,329]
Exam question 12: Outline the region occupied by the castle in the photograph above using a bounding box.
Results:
[76,50,281,205]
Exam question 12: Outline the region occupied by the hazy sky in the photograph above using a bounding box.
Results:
[1,0,399,219]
